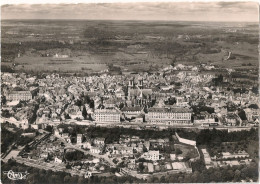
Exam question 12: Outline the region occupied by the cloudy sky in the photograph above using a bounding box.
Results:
[1,1,259,22]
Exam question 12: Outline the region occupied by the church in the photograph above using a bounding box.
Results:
[126,77,155,107]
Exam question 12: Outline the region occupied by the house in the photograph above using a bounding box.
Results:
[62,133,69,138]
[170,154,176,161]
[120,147,133,155]
[84,171,92,178]
[40,152,48,159]
[145,150,160,161]
[54,157,63,164]
[54,129,60,136]
[94,138,105,146]
[77,134,83,144]
[90,146,101,154]
[144,141,150,150]
[82,142,92,149]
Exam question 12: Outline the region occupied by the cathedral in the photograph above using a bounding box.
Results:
[126,77,155,107]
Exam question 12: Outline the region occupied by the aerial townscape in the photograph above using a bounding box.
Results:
[1,2,259,184]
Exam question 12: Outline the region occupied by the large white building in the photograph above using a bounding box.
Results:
[94,109,120,123]
[147,107,192,125]
[7,91,32,101]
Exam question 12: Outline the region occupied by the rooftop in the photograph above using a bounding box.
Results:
[148,107,192,113]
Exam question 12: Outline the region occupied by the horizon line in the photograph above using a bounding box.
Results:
[2,18,259,23]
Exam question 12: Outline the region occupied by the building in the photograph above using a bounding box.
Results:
[176,97,189,107]
[145,150,160,161]
[77,134,83,144]
[201,149,213,169]
[127,77,154,107]
[244,108,259,122]
[94,137,105,145]
[221,151,249,159]
[94,109,120,123]
[147,107,192,124]
[225,113,241,126]
[7,91,32,101]
[90,146,101,154]
[54,157,63,164]
[85,171,92,178]
[121,106,143,119]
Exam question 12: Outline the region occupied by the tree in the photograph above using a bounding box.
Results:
[175,148,183,155]
[89,100,95,109]
[119,103,124,109]
[251,86,258,94]
[171,57,176,67]
[234,169,241,182]
[138,162,145,173]
[65,114,71,119]
[45,125,53,132]
[248,104,258,109]
[1,110,11,118]
[82,106,88,120]
[238,110,247,120]
[160,176,166,183]
[66,163,71,169]
[1,96,6,105]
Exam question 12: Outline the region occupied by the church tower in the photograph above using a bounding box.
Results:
[128,77,134,89]
[138,78,143,89]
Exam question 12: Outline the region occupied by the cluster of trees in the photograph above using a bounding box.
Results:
[74,94,94,120]
[65,150,91,162]
[1,128,19,153]
[1,109,11,118]
[57,126,258,150]
[192,105,215,115]
[248,104,258,109]
[1,127,36,153]
[196,128,258,146]
[1,65,14,73]
[107,64,122,75]
[207,140,251,157]
[45,125,54,132]
[164,97,176,105]
[150,161,258,183]
[211,74,223,86]
[28,104,39,124]
[1,160,142,184]
[85,126,175,144]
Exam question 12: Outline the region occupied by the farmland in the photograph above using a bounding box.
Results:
[1,20,258,74]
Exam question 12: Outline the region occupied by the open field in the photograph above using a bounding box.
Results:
[1,20,258,73]
[174,144,199,158]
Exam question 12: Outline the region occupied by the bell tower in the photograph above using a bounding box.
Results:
[138,78,143,89]
[128,77,134,89]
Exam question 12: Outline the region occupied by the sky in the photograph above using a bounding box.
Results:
[1,1,259,22]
